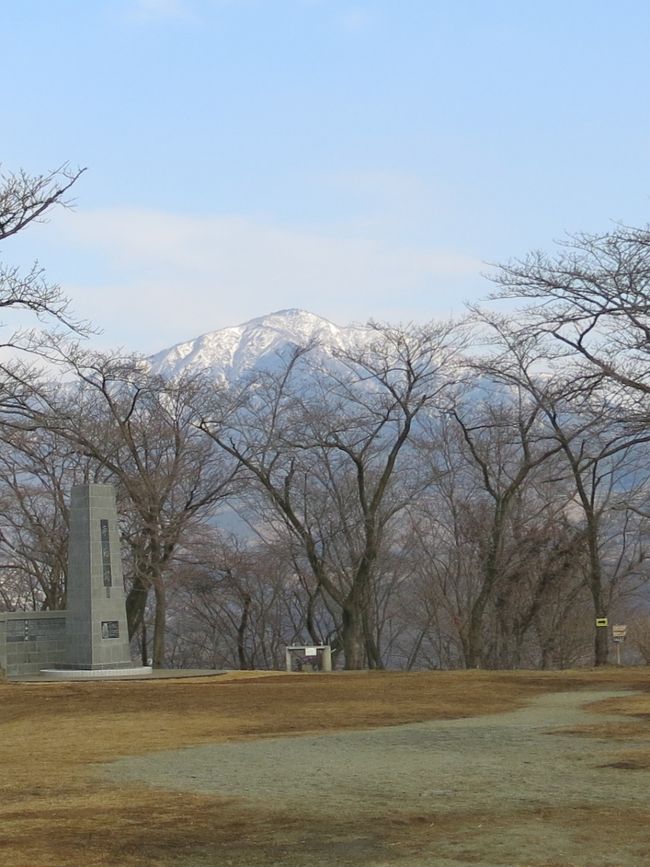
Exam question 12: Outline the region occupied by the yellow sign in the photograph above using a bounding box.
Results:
[595,618,608,627]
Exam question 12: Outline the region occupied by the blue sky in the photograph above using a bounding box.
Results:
[4,0,650,352]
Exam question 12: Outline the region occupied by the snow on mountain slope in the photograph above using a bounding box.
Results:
[148,309,371,381]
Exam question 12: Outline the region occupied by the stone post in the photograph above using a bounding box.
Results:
[64,484,133,670]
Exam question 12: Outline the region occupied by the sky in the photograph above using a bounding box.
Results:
[3,0,650,354]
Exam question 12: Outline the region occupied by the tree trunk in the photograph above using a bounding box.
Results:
[304,582,323,646]
[466,511,505,668]
[140,619,148,666]
[586,521,608,666]
[342,605,366,669]
[237,592,252,669]
[151,579,166,668]
[466,588,490,668]
[126,574,150,640]
[363,607,383,669]
[594,621,609,666]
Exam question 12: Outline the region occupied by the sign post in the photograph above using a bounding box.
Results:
[612,625,628,666]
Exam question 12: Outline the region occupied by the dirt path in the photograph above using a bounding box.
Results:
[101,689,650,866]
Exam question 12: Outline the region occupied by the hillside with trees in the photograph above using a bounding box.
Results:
[2,173,650,669]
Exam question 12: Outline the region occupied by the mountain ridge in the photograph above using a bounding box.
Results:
[148,308,371,381]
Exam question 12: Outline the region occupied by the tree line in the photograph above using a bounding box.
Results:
[2,165,650,670]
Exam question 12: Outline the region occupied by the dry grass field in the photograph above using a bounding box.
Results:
[1,668,650,866]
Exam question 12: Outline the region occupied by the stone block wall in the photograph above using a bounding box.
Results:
[0,611,68,676]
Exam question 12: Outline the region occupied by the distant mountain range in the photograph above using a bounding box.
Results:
[148,309,371,382]
[146,310,512,417]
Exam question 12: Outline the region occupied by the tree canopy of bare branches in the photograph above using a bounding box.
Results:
[198,321,465,669]
[470,309,650,665]
[0,164,87,340]
[489,225,650,412]
[21,351,239,667]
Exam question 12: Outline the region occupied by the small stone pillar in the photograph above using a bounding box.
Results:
[321,645,332,672]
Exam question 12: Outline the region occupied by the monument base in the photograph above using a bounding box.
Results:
[53,661,139,670]
[40,666,153,680]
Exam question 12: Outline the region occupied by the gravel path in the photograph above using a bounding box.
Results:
[101,689,650,866]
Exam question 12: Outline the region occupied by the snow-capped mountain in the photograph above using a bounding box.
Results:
[148,309,370,381]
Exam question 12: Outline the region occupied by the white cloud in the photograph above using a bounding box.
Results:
[51,208,482,352]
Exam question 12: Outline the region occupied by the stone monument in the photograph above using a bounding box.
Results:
[63,483,133,670]
[0,483,150,678]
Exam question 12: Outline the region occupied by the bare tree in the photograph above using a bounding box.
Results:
[472,313,650,664]
[0,164,87,346]
[443,383,571,668]
[198,322,464,669]
[0,162,89,446]
[628,612,650,664]
[23,352,239,667]
[489,224,650,411]
[0,427,79,611]
[168,529,301,670]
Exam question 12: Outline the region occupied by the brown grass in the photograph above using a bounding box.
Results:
[1,667,650,866]
[549,689,650,770]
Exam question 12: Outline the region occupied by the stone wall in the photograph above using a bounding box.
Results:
[0,611,68,676]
